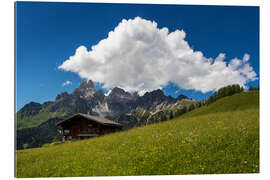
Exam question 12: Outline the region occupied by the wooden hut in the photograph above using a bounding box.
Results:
[56,113,123,140]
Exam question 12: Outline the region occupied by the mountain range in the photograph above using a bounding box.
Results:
[17,80,197,149]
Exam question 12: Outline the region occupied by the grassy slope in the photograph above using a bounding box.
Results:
[16,91,259,177]
[17,105,67,129]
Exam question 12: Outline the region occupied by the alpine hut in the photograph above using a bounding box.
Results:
[56,113,123,140]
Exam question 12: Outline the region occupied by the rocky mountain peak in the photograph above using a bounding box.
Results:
[110,87,126,95]
[93,89,105,102]
[78,80,95,90]
[150,89,164,96]
[19,102,43,120]
[136,89,178,110]
[108,87,133,99]
[21,102,42,111]
[177,94,188,101]
[55,92,69,101]
[142,89,165,100]
[72,80,96,98]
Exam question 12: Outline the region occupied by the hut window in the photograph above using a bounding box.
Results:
[64,129,70,134]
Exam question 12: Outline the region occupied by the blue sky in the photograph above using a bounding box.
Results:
[16,2,259,111]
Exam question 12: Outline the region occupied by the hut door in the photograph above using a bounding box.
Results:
[71,125,80,138]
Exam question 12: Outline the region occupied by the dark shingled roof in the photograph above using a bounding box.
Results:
[56,113,122,127]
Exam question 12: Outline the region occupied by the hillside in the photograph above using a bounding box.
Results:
[17,102,68,129]
[16,91,259,177]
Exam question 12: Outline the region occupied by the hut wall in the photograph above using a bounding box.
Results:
[60,117,122,139]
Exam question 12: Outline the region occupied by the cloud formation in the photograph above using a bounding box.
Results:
[59,17,257,94]
[62,80,72,87]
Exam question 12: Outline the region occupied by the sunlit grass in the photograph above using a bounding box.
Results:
[16,91,259,177]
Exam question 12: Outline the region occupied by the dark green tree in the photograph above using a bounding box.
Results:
[213,91,218,102]
[160,113,167,121]
[227,85,233,96]
[169,111,174,119]
[240,86,244,92]
[189,104,195,111]
[218,87,225,98]
[232,84,237,94]
[207,95,213,105]
[235,84,241,93]
[176,106,187,116]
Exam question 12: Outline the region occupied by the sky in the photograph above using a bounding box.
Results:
[16,2,259,111]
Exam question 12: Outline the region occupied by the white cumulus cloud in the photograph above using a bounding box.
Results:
[62,80,72,87]
[58,17,257,94]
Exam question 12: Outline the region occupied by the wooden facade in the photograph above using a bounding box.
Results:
[56,113,123,140]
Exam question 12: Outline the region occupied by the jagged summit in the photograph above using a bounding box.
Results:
[56,92,69,101]
[110,87,126,95]
[23,82,192,119]
[108,87,134,99]
[177,94,188,101]
[78,80,95,90]
[72,80,96,98]
[143,89,164,97]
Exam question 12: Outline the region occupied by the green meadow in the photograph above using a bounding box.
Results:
[16,91,259,177]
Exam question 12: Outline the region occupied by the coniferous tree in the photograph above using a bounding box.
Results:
[160,113,167,122]
[219,87,225,98]
[189,104,195,111]
[235,84,241,93]
[169,111,174,119]
[182,106,187,114]
[232,84,237,94]
[175,109,180,117]
[240,86,244,92]
[227,85,233,96]
[213,91,218,102]
[207,95,213,105]
[175,108,184,117]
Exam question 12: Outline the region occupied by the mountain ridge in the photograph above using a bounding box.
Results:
[17,80,192,128]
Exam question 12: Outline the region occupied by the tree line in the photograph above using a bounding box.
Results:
[206,84,244,104]
[161,84,259,122]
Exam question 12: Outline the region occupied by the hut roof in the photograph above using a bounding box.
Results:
[56,113,122,127]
